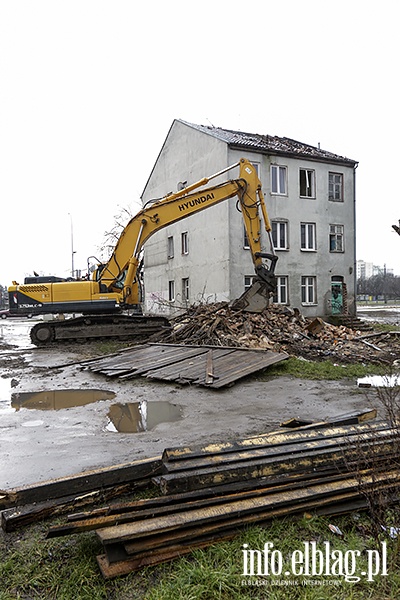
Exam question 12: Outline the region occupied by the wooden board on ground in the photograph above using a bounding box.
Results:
[85,343,289,388]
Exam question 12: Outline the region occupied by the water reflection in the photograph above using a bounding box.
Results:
[11,389,115,410]
[106,401,182,433]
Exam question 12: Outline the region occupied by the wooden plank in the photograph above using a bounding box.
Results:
[97,537,223,578]
[1,483,140,533]
[199,351,289,388]
[0,456,162,510]
[281,408,378,430]
[161,427,395,474]
[158,438,397,494]
[96,489,368,577]
[205,349,215,384]
[143,348,234,384]
[85,343,289,388]
[93,346,209,378]
[161,420,392,462]
[67,467,343,522]
[46,470,352,538]
[97,470,400,545]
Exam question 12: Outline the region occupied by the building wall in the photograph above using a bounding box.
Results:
[142,120,232,314]
[141,121,357,318]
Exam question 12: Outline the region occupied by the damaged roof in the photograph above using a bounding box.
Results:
[179,119,357,166]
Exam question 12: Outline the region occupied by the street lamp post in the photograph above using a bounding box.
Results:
[68,213,76,278]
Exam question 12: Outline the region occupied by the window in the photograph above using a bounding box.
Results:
[273,276,288,304]
[272,221,288,250]
[329,172,343,201]
[167,236,174,259]
[330,224,344,252]
[299,169,315,198]
[300,223,316,250]
[181,232,188,255]
[168,280,175,302]
[271,165,287,195]
[301,276,317,304]
[244,275,256,291]
[182,277,189,302]
[243,226,250,249]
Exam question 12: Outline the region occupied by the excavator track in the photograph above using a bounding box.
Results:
[30,314,170,346]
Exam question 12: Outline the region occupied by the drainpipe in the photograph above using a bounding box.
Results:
[353,163,358,316]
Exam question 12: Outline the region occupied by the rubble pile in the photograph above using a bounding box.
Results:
[158,302,400,365]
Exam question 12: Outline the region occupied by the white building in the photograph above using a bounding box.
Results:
[141,120,358,318]
[356,260,374,279]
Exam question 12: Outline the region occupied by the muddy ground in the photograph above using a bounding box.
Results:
[0,318,377,490]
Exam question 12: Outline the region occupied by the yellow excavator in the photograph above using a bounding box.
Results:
[8,158,278,345]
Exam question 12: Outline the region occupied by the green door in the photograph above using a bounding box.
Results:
[331,281,343,314]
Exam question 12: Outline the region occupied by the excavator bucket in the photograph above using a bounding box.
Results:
[231,279,272,313]
[231,257,278,313]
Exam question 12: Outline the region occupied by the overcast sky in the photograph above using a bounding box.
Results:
[0,0,399,286]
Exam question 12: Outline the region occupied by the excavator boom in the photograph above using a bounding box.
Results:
[9,159,277,345]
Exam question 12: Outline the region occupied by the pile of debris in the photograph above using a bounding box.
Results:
[156,303,400,365]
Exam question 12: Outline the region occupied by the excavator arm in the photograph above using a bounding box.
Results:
[99,158,277,307]
[9,158,277,346]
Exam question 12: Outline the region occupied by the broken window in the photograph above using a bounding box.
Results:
[330,224,344,252]
[168,280,175,302]
[329,172,343,201]
[167,236,174,259]
[299,169,315,198]
[271,165,287,195]
[301,276,316,304]
[272,221,288,250]
[273,276,288,304]
[181,232,188,255]
[300,222,316,250]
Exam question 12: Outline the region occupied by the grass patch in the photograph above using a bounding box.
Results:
[258,357,389,380]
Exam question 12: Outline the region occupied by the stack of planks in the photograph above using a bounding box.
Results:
[84,343,289,388]
[46,418,400,578]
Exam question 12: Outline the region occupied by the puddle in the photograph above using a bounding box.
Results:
[10,389,116,411]
[105,401,182,433]
[0,320,35,349]
[358,375,400,388]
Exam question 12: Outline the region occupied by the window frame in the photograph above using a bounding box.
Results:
[329,172,343,202]
[273,275,289,304]
[329,224,344,253]
[301,276,317,305]
[299,168,315,198]
[181,231,189,255]
[168,280,175,302]
[243,225,250,249]
[182,277,189,302]
[270,164,287,195]
[300,222,316,251]
[167,236,174,259]
[272,220,289,250]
